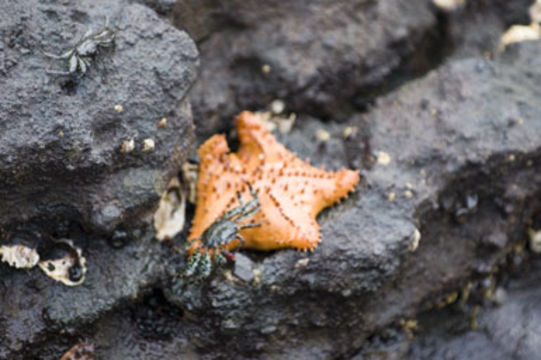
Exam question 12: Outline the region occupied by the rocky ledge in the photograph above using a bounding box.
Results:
[1,0,541,359]
[0,0,197,357]
[158,40,541,359]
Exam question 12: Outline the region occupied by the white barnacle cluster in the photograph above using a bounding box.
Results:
[119,137,156,153]
[154,177,187,241]
[119,138,135,153]
[499,0,541,51]
[258,104,297,134]
[0,244,40,269]
[0,235,87,286]
[153,162,198,242]
[38,239,87,286]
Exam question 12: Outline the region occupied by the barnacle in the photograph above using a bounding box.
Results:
[37,239,87,286]
[0,243,40,269]
[154,177,187,241]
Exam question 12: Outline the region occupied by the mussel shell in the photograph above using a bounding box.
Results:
[38,239,87,286]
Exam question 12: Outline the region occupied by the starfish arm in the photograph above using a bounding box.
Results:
[236,111,298,169]
[329,168,360,202]
[308,168,360,216]
[190,135,232,239]
[291,217,322,251]
[237,189,321,251]
[268,189,322,250]
[190,135,251,240]
[196,135,230,195]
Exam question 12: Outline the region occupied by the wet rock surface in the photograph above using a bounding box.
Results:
[0,0,198,358]
[0,232,175,359]
[353,256,541,360]
[135,0,179,16]
[0,0,198,233]
[2,0,541,359]
[161,39,541,357]
[173,0,439,136]
[441,0,533,59]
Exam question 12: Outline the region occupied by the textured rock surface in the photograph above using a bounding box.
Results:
[442,0,533,59]
[0,0,198,233]
[135,0,179,15]
[159,40,541,358]
[0,232,176,359]
[172,0,439,136]
[0,0,198,358]
[2,0,541,359]
[354,256,541,360]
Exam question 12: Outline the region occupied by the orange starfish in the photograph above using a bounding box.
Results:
[188,111,360,259]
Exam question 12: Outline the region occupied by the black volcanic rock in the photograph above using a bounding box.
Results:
[172,0,438,136]
[0,0,198,358]
[2,1,541,359]
[158,41,541,359]
[0,0,198,234]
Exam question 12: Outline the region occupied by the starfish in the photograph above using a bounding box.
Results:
[187,111,360,259]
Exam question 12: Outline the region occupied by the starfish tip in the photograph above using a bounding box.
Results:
[198,134,229,158]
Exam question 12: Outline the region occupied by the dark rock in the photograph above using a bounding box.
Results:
[442,0,532,59]
[0,0,198,235]
[160,40,541,358]
[171,0,438,136]
[406,258,541,360]
[134,0,178,15]
[3,1,541,359]
[0,0,198,358]
[0,231,179,359]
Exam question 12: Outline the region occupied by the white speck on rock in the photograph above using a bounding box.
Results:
[142,138,155,152]
[120,138,135,153]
